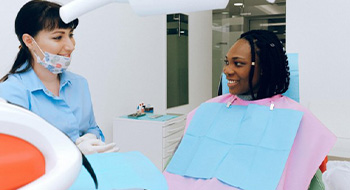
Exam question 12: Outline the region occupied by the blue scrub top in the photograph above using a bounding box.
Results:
[0,62,104,142]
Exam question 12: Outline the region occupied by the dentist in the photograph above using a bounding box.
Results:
[0,0,118,155]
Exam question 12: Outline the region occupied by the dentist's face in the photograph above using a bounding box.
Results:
[223,39,261,95]
[31,28,75,60]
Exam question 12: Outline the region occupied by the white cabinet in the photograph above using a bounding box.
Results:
[113,114,186,171]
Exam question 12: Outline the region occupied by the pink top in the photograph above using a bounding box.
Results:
[164,94,336,190]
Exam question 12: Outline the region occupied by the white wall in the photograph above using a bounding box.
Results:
[287,0,350,157]
[72,2,167,143]
[0,1,25,74]
[0,0,212,143]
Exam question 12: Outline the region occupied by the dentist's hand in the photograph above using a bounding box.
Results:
[75,133,120,155]
[75,133,97,145]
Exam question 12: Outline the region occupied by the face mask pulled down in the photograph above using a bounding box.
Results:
[32,38,71,74]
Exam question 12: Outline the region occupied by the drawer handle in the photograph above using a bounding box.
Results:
[167,127,184,134]
[167,149,176,154]
[167,136,182,144]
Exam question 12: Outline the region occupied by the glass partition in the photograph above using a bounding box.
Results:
[167,14,189,108]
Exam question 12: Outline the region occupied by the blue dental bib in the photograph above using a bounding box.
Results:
[167,103,303,190]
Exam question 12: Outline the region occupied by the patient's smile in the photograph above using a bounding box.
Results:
[227,80,238,88]
[227,80,238,84]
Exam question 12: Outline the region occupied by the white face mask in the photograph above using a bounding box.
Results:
[32,38,71,74]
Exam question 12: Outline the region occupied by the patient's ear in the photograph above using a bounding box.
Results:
[22,34,34,50]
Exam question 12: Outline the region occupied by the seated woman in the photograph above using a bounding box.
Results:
[164,30,336,190]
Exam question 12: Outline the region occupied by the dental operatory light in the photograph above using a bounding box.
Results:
[266,0,276,3]
[60,0,229,24]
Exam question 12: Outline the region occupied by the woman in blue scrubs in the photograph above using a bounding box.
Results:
[0,0,117,155]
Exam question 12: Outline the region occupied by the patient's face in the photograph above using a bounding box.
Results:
[224,39,260,96]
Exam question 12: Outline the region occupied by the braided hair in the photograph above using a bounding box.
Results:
[239,30,290,100]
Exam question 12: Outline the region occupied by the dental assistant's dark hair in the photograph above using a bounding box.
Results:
[240,30,290,100]
[0,0,78,82]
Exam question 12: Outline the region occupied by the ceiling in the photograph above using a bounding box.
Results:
[213,0,286,17]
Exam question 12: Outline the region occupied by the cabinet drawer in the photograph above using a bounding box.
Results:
[163,121,185,138]
[163,129,183,149]
[163,141,179,158]
[163,155,172,170]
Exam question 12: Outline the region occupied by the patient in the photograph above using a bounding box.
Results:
[164,30,336,190]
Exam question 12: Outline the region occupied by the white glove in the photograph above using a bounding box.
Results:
[75,133,98,145]
[75,133,120,155]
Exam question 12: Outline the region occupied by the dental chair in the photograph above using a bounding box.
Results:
[0,98,82,190]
